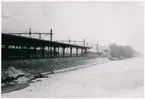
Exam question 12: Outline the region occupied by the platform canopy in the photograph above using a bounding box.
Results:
[2,33,91,49]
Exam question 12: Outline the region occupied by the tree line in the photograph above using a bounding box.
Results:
[108,43,135,59]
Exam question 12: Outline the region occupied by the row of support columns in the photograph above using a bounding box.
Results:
[2,44,88,60]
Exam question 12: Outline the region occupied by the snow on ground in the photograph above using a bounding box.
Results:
[2,56,144,98]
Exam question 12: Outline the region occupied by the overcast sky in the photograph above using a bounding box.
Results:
[2,2,144,53]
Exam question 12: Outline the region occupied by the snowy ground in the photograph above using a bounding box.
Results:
[2,56,144,98]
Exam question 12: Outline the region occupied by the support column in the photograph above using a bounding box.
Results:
[70,47,72,57]
[50,46,53,58]
[23,46,26,58]
[53,46,56,57]
[85,48,88,54]
[18,46,21,58]
[57,47,60,57]
[76,48,78,57]
[21,46,24,58]
[81,48,83,56]
[34,46,37,57]
[26,45,30,58]
[62,47,65,57]
[42,45,45,57]
[5,45,8,59]
[22,46,26,58]
[47,46,50,57]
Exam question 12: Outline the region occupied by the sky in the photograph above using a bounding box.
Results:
[2,2,144,53]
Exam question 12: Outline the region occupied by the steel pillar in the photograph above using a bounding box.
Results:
[42,45,45,57]
[49,46,51,57]
[58,47,60,57]
[53,46,56,57]
[81,48,83,56]
[26,45,30,58]
[76,48,78,57]
[34,46,37,57]
[62,47,65,57]
[47,46,50,57]
[70,47,72,57]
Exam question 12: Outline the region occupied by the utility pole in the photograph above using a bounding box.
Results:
[50,29,53,41]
